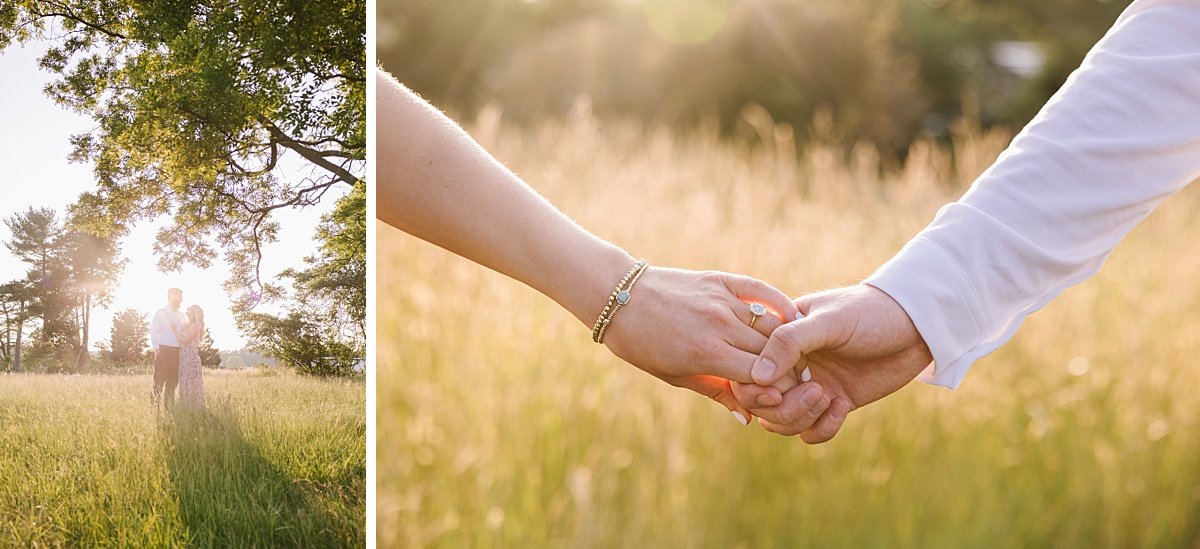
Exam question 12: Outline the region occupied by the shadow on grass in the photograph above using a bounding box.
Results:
[162,403,343,547]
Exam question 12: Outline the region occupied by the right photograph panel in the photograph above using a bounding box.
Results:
[376,0,1200,546]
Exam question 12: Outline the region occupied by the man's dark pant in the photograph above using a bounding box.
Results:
[153,345,180,411]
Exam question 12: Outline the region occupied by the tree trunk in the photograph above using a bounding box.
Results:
[1,308,10,363]
[13,320,21,373]
[76,296,91,371]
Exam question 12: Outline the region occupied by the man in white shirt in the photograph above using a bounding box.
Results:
[734,0,1200,442]
[150,287,188,412]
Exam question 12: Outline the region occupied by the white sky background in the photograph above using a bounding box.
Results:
[0,42,349,351]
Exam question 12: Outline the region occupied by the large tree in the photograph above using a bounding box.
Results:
[241,182,365,375]
[3,208,123,371]
[4,208,58,280]
[283,180,366,342]
[4,207,71,345]
[0,0,365,304]
[62,230,125,369]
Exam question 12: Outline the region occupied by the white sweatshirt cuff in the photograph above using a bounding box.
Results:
[864,236,989,389]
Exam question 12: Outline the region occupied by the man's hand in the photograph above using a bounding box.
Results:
[732,284,932,442]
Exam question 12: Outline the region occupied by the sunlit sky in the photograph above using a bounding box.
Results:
[0,42,348,351]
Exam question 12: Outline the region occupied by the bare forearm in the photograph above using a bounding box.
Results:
[374,70,813,421]
[375,68,633,324]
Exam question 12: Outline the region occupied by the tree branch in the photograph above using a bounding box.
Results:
[29,4,128,41]
[261,118,363,183]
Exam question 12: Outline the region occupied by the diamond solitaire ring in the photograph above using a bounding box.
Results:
[748,303,766,329]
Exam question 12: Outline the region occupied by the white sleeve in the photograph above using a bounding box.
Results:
[149,310,162,350]
[864,0,1200,389]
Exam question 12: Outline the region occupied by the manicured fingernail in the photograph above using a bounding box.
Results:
[800,367,812,382]
[795,311,805,320]
[757,392,779,407]
[751,359,777,384]
[799,386,820,407]
[732,411,749,426]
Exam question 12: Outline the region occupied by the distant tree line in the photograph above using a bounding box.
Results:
[96,308,221,369]
[0,191,363,376]
[381,0,1132,155]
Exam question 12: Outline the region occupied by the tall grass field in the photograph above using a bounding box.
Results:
[379,108,1200,547]
[0,369,365,547]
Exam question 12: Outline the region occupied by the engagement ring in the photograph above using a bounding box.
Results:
[748,303,766,328]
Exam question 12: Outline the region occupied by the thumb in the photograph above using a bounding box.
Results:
[685,375,755,427]
[750,312,840,385]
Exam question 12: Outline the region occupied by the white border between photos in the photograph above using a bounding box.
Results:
[365,0,378,545]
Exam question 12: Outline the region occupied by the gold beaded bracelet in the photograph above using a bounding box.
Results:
[591,259,649,343]
[590,259,645,340]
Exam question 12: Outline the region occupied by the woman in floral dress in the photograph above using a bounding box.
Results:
[172,305,206,408]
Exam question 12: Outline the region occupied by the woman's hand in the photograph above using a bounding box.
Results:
[599,267,815,423]
[377,71,816,422]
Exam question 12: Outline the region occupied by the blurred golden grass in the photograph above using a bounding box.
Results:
[378,107,1200,547]
[0,369,365,546]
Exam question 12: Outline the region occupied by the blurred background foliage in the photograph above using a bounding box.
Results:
[380,0,1131,155]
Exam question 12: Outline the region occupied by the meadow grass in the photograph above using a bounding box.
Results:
[0,369,365,547]
[378,109,1200,547]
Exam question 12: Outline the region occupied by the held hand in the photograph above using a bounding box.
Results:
[600,267,804,423]
[732,284,932,442]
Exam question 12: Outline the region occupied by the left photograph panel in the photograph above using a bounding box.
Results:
[0,1,366,546]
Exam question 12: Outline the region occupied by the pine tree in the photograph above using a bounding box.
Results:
[104,309,148,365]
[198,329,222,367]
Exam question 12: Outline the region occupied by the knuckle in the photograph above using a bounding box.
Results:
[778,402,801,425]
[699,270,724,287]
[770,324,803,352]
[787,396,829,431]
[759,315,783,335]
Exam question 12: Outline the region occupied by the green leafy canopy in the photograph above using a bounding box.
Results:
[1,0,365,308]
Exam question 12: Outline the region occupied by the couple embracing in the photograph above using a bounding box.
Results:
[149,288,207,412]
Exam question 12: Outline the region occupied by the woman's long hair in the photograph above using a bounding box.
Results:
[187,305,205,328]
